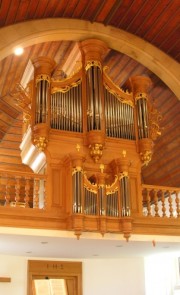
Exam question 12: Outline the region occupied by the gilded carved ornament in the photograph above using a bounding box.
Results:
[103,67,134,107]
[89,143,103,163]
[51,79,81,94]
[135,92,148,102]
[140,150,152,166]
[33,136,48,152]
[35,74,50,85]
[149,106,162,141]
[12,83,31,114]
[85,60,102,71]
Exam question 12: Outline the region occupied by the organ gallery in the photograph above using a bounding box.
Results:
[11,39,179,241]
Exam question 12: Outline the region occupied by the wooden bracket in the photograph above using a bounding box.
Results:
[0,277,11,282]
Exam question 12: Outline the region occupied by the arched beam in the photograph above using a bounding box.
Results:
[0,18,179,98]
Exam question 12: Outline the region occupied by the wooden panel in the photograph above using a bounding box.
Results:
[52,168,63,207]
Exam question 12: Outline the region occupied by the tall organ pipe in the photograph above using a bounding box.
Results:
[86,66,102,131]
[72,169,83,213]
[137,97,149,139]
[120,176,131,217]
[35,79,49,124]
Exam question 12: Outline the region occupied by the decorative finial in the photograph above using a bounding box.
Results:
[76,144,80,152]
[122,150,126,157]
[100,164,104,173]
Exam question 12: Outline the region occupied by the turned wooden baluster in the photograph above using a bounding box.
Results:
[43,179,46,209]
[168,190,173,218]
[24,177,30,208]
[161,190,166,217]
[146,189,151,216]
[33,178,39,208]
[175,191,180,218]
[15,176,21,205]
[0,174,3,205]
[154,189,159,217]
[5,176,10,206]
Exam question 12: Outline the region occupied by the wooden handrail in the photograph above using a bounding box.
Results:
[0,169,46,179]
[142,184,179,191]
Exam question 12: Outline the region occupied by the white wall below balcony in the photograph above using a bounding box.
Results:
[0,255,145,295]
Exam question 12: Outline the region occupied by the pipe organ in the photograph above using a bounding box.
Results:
[20,39,161,240]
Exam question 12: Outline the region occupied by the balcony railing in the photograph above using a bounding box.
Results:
[0,170,179,219]
[0,169,46,209]
[142,184,180,218]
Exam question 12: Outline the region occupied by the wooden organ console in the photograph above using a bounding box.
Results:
[20,39,161,240]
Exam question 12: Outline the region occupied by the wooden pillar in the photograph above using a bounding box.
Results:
[128,76,153,166]
[32,57,56,152]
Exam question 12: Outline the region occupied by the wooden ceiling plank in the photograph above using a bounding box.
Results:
[71,0,89,18]
[95,0,117,22]
[79,0,98,20]
[0,155,23,165]
[143,0,177,41]
[0,129,5,139]
[135,0,171,37]
[125,0,159,34]
[0,56,14,97]
[91,0,107,23]
[143,156,180,184]
[167,40,180,62]
[104,0,126,26]
[43,0,62,18]
[152,10,179,47]
[25,0,39,19]
[119,59,143,86]
[62,0,80,18]
[32,0,49,19]
[0,0,11,26]
[4,0,21,26]
[0,102,19,119]
[0,141,21,149]
[117,0,146,29]
[14,0,30,23]
[0,147,20,157]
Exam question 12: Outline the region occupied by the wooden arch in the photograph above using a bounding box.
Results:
[0,18,179,98]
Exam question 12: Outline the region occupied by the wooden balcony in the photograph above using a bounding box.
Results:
[0,169,179,240]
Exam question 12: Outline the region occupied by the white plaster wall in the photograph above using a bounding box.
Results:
[83,258,145,295]
[0,255,27,295]
[0,255,145,295]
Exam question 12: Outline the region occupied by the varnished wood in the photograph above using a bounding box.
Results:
[0,1,179,242]
[0,277,11,282]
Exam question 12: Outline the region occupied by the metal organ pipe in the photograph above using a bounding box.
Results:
[50,83,82,132]
[137,97,149,139]
[120,176,131,217]
[104,87,135,140]
[86,66,102,131]
[84,188,97,215]
[98,185,106,216]
[35,79,49,124]
[72,169,83,214]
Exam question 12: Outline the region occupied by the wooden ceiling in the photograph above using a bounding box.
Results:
[0,0,179,187]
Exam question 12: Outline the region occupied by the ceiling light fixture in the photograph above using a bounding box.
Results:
[14,47,24,56]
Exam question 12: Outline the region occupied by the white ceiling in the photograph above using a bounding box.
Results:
[0,227,180,259]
